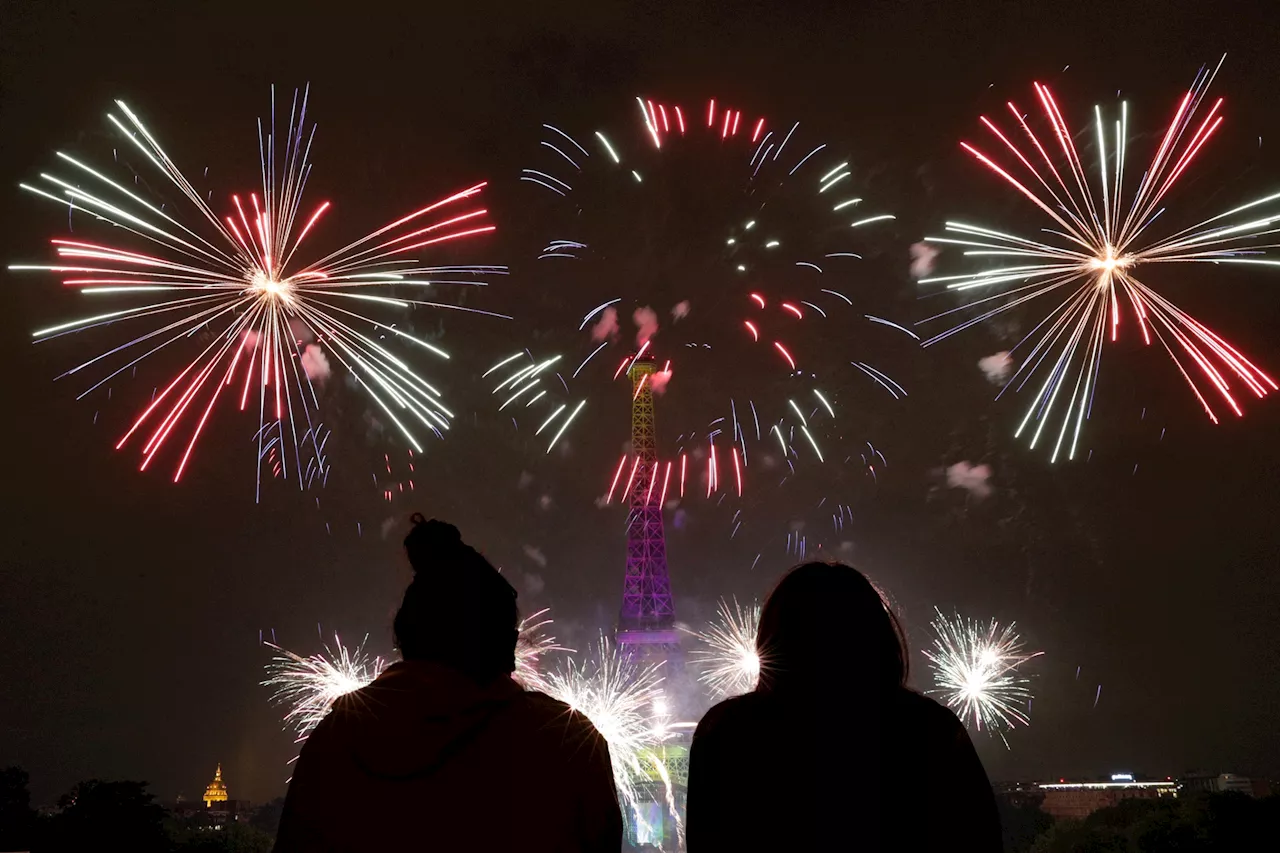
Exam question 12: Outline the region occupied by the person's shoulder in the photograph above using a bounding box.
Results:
[327,680,382,717]
[518,688,574,718]
[892,689,968,736]
[516,690,606,741]
[696,692,769,736]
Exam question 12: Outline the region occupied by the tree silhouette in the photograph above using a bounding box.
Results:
[248,796,284,837]
[1031,792,1280,852]
[169,821,274,853]
[998,795,1053,853]
[0,766,36,852]
[44,779,168,853]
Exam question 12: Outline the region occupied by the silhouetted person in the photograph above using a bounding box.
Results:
[686,562,1001,851]
[274,515,621,853]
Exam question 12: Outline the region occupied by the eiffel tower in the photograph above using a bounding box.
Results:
[616,352,680,657]
[615,351,688,849]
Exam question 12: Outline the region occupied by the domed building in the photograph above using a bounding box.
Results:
[203,764,229,808]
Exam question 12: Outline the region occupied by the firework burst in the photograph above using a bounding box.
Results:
[513,607,570,691]
[263,634,387,740]
[920,58,1279,459]
[263,611,567,742]
[11,86,506,496]
[687,597,761,699]
[263,629,682,840]
[494,96,909,492]
[924,610,1042,738]
[542,636,683,843]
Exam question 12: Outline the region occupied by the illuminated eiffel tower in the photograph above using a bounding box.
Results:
[616,352,679,657]
[616,350,687,850]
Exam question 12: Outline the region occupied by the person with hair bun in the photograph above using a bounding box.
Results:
[686,561,1001,851]
[274,515,621,853]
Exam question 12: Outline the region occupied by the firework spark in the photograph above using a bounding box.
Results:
[687,598,761,699]
[921,58,1278,459]
[504,97,908,494]
[542,636,682,842]
[513,607,569,691]
[263,611,567,742]
[924,610,1042,737]
[263,634,387,740]
[263,628,682,840]
[11,86,505,495]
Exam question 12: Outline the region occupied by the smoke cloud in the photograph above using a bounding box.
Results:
[289,318,314,344]
[671,300,690,321]
[946,461,993,499]
[590,306,619,342]
[633,306,659,346]
[648,369,673,395]
[978,352,1014,385]
[500,564,546,598]
[301,344,331,381]
[909,242,940,279]
[520,571,546,596]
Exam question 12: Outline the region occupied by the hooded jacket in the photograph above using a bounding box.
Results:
[273,660,621,853]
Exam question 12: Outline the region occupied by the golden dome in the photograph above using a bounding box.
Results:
[203,763,229,807]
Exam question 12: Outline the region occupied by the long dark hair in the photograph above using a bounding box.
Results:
[755,561,908,693]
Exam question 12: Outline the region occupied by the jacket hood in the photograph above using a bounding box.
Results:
[333,660,524,780]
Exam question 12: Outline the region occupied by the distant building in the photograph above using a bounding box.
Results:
[1177,772,1215,795]
[1216,773,1254,795]
[994,780,1044,809]
[1039,775,1177,819]
[627,742,689,849]
[206,799,252,829]
[168,763,250,830]
[203,764,229,808]
[1179,772,1256,796]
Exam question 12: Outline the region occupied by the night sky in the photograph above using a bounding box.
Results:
[3,0,1279,807]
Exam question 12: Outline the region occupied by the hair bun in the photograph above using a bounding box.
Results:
[403,515,465,573]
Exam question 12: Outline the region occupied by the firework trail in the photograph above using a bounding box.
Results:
[11,86,505,496]
[494,96,910,491]
[542,636,683,844]
[924,610,1042,740]
[513,607,570,692]
[686,598,761,699]
[920,58,1278,459]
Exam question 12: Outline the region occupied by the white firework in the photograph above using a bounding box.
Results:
[263,634,386,739]
[687,597,761,699]
[542,636,682,843]
[513,608,570,692]
[264,611,568,740]
[924,609,1042,736]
